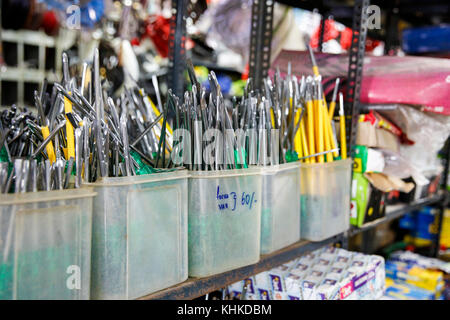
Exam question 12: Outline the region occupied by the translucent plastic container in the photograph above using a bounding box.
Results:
[0,188,95,300]
[188,168,262,277]
[300,159,352,241]
[87,170,188,300]
[260,162,301,254]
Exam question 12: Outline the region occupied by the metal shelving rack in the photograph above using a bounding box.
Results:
[168,0,188,99]
[140,234,345,300]
[349,194,446,237]
[150,0,449,300]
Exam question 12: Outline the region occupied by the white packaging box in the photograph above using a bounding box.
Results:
[268,264,291,293]
[316,278,341,300]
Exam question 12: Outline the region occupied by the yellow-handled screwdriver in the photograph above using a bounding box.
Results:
[328,78,340,121]
[339,92,347,159]
[62,52,75,160]
[307,44,320,77]
[316,81,325,163]
[34,89,56,164]
[305,90,316,163]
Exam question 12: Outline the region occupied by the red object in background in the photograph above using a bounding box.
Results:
[406,245,415,252]
[41,10,60,36]
[143,15,171,57]
[242,63,249,80]
[366,38,382,52]
[310,19,340,49]
[387,190,400,202]
[310,19,380,53]
[340,26,353,50]
[131,37,141,46]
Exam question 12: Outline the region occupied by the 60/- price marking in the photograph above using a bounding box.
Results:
[241,191,257,210]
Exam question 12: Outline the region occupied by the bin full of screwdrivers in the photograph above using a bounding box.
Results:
[88,170,188,300]
[173,63,262,277]
[188,169,261,277]
[71,50,189,299]
[293,46,352,241]
[0,60,95,299]
[257,65,305,255]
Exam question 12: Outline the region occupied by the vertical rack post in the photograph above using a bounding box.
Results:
[345,0,369,154]
[249,0,274,91]
[433,137,450,257]
[168,0,188,98]
[345,0,370,251]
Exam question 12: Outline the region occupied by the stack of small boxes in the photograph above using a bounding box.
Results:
[383,251,449,300]
[228,247,386,300]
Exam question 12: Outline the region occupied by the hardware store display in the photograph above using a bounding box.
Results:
[1,0,450,303]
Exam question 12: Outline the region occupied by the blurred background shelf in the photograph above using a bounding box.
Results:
[349,193,447,236]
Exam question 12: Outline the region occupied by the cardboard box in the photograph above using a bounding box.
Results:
[268,265,291,293]
[356,121,399,152]
[384,278,436,300]
[385,260,444,294]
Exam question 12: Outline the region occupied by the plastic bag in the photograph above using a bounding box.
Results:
[271,51,450,115]
[199,0,293,68]
[380,148,429,186]
[379,105,450,176]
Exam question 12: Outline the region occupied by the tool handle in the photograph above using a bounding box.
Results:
[329,101,336,121]
[322,101,338,158]
[312,66,320,77]
[340,115,347,160]
[64,96,75,159]
[41,126,56,164]
[306,100,316,163]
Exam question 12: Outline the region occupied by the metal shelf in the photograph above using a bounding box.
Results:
[137,193,446,300]
[349,193,445,237]
[138,234,344,300]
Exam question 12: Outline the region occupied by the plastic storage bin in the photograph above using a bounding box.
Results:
[88,170,188,300]
[260,162,301,254]
[300,159,352,241]
[0,188,95,300]
[188,168,262,277]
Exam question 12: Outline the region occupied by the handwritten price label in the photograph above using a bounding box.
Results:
[216,185,257,211]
